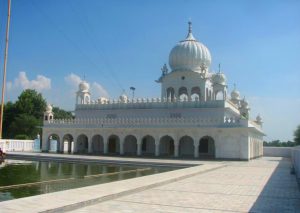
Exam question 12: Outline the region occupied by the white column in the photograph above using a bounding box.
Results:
[194,140,199,158]
[120,138,124,155]
[155,139,160,157]
[88,135,93,154]
[42,134,48,152]
[137,136,142,156]
[174,141,179,157]
[104,140,108,154]
[137,142,142,156]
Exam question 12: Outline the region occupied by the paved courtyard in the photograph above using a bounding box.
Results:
[71,157,300,213]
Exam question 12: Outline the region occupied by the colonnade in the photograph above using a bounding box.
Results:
[44,133,216,159]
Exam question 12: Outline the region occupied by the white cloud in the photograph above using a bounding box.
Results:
[91,82,109,98]
[64,73,109,98]
[64,73,82,88]
[7,71,51,91]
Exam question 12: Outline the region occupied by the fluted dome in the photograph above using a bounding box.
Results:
[231,88,240,100]
[79,81,89,92]
[241,98,249,108]
[212,72,226,85]
[256,114,262,123]
[119,93,128,103]
[169,22,211,72]
[46,104,52,112]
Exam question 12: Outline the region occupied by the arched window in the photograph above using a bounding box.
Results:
[191,87,201,101]
[179,87,188,101]
[166,87,175,101]
[215,90,224,100]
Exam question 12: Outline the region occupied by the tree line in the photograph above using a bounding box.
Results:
[2,89,72,139]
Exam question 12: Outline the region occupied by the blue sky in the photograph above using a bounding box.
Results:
[0,0,299,141]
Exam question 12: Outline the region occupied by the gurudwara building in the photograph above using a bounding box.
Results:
[42,22,264,160]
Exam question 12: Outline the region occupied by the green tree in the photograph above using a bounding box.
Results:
[52,107,73,119]
[294,125,300,145]
[2,89,46,139]
[9,114,41,139]
[2,101,17,138]
[15,89,46,119]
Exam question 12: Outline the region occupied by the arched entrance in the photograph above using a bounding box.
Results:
[123,135,137,155]
[179,87,188,101]
[63,134,74,153]
[167,87,175,101]
[191,87,201,101]
[92,135,104,154]
[159,135,174,157]
[108,135,120,154]
[199,136,215,158]
[179,136,194,158]
[141,135,155,156]
[76,134,88,154]
[48,134,60,153]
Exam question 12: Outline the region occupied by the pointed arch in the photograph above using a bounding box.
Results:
[108,135,120,154]
[141,135,155,156]
[76,134,88,154]
[159,135,175,157]
[179,136,194,157]
[124,135,137,155]
[92,134,104,154]
[199,136,215,159]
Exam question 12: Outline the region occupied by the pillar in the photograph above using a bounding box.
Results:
[120,138,124,155]
[104,140,108,154]
[88,135,93,154]
[174,141,179,157]
[155,140,160,157]
[194,140,199,158]
[137,140,142,156]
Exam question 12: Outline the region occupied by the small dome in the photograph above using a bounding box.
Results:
[212,72,226,85]
[231,85,240,100]
[256,114,262,123]
[231,90,240,100]
[119,93,128,103]
[79,81,90,92]
[46,104,52,112]
[169,22,211,72]
[241,98,249,108]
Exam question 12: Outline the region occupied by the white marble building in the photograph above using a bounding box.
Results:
[42,22,264,160]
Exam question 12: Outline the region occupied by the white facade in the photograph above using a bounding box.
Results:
[42,22,264,160]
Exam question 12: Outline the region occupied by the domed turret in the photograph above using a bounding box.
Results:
[256,114,262,124]
[76,80,91,104]
[241,97,249,108]
[79,81,90,92]
[46,104,53,113]
[231,89,240,100]
[231,84,241,106]
[44,103,54,122]
[212,72,226,85]
[119,92,128,103]
[169,22,211,72]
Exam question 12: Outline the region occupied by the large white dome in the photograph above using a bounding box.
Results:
[169,22,211,72]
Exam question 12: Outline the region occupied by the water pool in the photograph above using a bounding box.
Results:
[0,159,175,202]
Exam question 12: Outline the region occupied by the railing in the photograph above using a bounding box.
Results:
[76,99,226,110]
[44,116,246,129]
[0,139,34,152]
[249,120,262,130]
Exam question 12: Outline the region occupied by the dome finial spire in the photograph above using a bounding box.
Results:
[188,21,192,34]
[185,20,195,40]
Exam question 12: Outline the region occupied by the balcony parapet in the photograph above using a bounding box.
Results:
[44,116,247,129]
[76,99,226,110]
